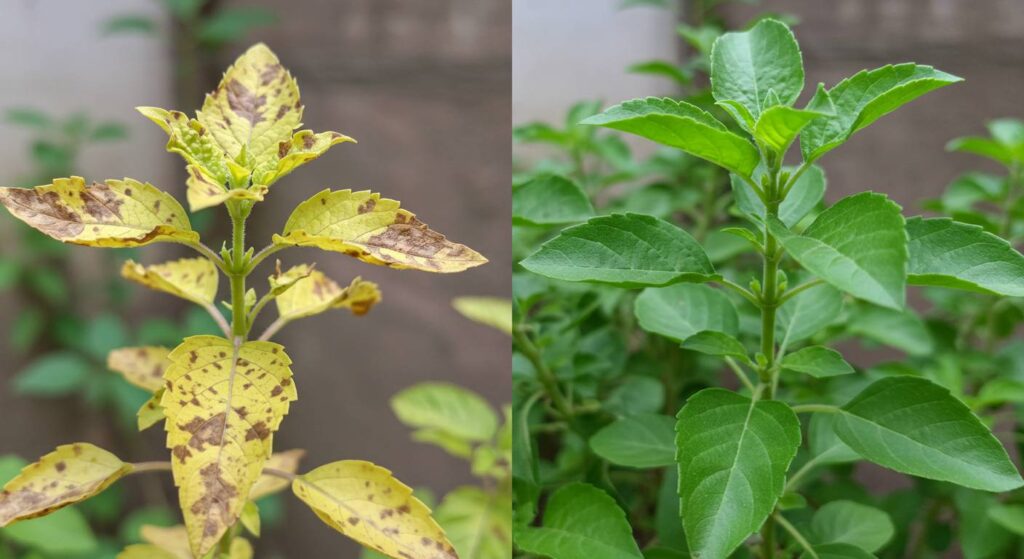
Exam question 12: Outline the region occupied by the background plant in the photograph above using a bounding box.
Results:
[0,44,486,559]
[512,17,1024,559]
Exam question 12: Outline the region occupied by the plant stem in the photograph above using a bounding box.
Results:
[790,404,840,414]
[724,357,755,393]
[513,327,573,419]
[229,207,249,338]
[775,513,818,559]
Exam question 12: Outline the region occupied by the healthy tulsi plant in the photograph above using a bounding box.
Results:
[0,44,486,559]
[513,18,1024,559]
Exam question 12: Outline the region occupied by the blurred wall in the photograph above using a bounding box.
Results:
[0,0,510,556]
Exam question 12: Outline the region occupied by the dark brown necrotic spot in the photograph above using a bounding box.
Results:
[54,461,66,472]
[190,463,239,538]
[226,79,267,125]
[357,198,376,214]
[245,421,270,441]
[180,412,227,452]
[0,188,85,239]
[260,63,283,86]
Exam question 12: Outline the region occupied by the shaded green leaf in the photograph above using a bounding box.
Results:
[847,304,933,356]
[781,346,854,378]
[732,164,826,227]
[681,330,749,361]
[635,283,738,342]
[810,500,894,553]
[13,353,92,397]
[907,217,1024,296]
[590,414,675,468]
[513,175,595,226]
[777,282,842,345]
[391,382,498,443]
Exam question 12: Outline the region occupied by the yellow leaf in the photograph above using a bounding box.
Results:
[186,165,267,212]
[137,107,230,183]
[198,43,303,171]
[253,129,355,187]
[117,544,180,559]
[240,500,260,536]
[273,189,487,273]
[273,265,381,322]
[107,346,172,392]
[161,335,296,556]
[267,261,314,297]
[452,297,512,335]
[229,537,254,559]
[122,258,219,307]
[292,460,457,559]
[0,177,198,247]
[249,449,306,500]
[0,443,132,526]
[139,525,191,559]
[138,390,165,431]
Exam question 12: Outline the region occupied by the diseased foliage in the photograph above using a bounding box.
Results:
[0,43,486,558]
[513,13,1024,559]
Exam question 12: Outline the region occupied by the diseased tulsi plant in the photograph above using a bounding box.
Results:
[0,44,486,559]
[514,19,1024,559]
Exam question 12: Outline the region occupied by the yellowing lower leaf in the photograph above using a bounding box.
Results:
[186,165,267,212]
[452,297,512,335]
[249,449,306,500]
[229,537,254,559]
[107,346,172,392]
[137,107,230,182]
[138,390,165,431]
[292,460,457,559]
[253,129,355,187]
[273,189,487,273]
[0,443,132,526]
[161,335,297,556]
[122,258,219,307]
[240,500,261,536]
[273,265,381,321]
[0,177,197,247]
[198,43,303,170]
[139,525,191,559]
[117,545,180,559]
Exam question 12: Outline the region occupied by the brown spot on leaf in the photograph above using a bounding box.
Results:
[190,463,239,539]
[226,79,266,125]
[245,421,271,441]
[347,516,360,525]
[55,462,66,472]
[270,385,283,397]
[180,413,227,452]
[357,198,376,214]
[0,188,85,239]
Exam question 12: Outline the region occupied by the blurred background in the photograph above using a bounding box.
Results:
[0,0,509,557]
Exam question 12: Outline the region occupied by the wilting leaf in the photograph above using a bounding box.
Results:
[274,189,487,273]
[452,296,512,335]
[160,335,296,555]
[253,129,355,187]
[185,165,267,212]
[107,346,172,392]
[273,265,381,322]
[248,449,306,500]
[0,443,132,526]
[292,460,457,559]
[122,258,219,307]
[0,177,198,247]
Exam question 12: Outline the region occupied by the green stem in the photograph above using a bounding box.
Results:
[513,327,573,419]
[775,513,818,559]
[790,404,840,415]
[229,206,249,338]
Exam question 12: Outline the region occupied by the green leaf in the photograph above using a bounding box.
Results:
[768,192,906,310]
[988,504,1024,536]
[906,217,1024,296]
[513,175,595,226]
[391,382,498,443]
[776,282,842,345]
[452,297,512,335]
[681,331,749,361]
[435,487,510,559]
[947,136,1016,166]
[101,15,158,35]
[580,98,759,177]
[13,353,92,397]
[753,106,828,153]
[604,376,664,416]
[808,414,859,466]
[955,490,1013,559]
[847,304,933,356]
[627,60,691,86]
[196,7,276,46]
[635,284,738,342]
[590,414,675,468]
[780,346,854,378]
[676,389,801,558]
[732,164,826,227]
[710,19,804,119]
[810,500,894,553]
[834,376,1023,492]
[522,214,717,287]
[514,483,643,559]
[801,64,962,160]
[803,543,875,559]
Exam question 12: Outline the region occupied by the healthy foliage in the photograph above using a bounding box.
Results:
[0,43,486,559]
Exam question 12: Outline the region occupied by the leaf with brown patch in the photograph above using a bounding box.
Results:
[273,190,487,273]
[253,129,355,187]
[0,177,198,247]
[160,335,296,556]
[121,258,219,307]
[185,164,268,212]
[197,43,304,171]
[0,443,132,526]
[138,389,166,431]
[272,264,381,323]
[137,107,230,183]
[107,346,172,392]
[292,460,458,559]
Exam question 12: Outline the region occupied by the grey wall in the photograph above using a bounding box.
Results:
[0,0,509,556]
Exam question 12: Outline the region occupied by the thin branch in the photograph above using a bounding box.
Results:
[174,239,226,272]
[780,160,815,199]
[724,357,756,393]
[776,278,825,306]
[202,303,232,338]
[774,513,818,559]
[785,455,823,492]
[790,404,840,415]
[715,277,760,307]
[248,244,286,272]
[247,291,276,328]
[258,316,288,341]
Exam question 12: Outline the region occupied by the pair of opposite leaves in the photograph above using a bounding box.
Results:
[0,44,486,559]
